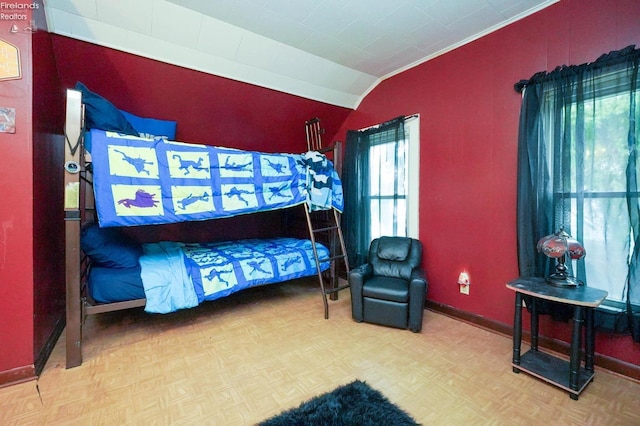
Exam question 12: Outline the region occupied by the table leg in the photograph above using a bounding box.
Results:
[584,307,595,374]
[569,305,584,399]
[512,292,523,373]
[530,297,538,352]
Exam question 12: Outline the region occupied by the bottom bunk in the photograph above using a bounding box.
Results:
[81,224,330,314]
[65,223,331,368]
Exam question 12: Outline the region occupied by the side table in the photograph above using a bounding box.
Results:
[506,277,608,400]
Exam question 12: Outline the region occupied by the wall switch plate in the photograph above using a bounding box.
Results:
[460,284,469,295]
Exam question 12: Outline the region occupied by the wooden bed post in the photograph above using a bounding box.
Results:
[64,89,83,368]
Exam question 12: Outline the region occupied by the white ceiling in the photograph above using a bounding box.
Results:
[44,0,558,108]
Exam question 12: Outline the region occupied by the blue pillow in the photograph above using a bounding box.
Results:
[74,82,139,136]
[119,110,177,140]
[88,265,145,303]
[81,224,142,269]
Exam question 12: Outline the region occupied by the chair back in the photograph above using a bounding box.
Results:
[368,236,422,280]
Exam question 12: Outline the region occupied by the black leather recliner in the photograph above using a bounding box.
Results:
[349,236,428,332]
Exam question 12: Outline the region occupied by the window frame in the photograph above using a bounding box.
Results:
[366,116,419,240]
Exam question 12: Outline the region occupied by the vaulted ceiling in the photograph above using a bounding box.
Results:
[44,0,557,108]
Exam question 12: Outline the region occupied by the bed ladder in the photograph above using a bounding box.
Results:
[304,207,350,319]
[305,117,323,151]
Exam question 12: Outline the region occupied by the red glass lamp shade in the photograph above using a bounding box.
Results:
[536,228,586,287]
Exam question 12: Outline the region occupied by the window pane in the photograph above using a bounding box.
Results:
[369,141,407,197]
[370,198,407,239]
[582,93,630,192]
[395,199,407,237]
[371,199,381,240]
[577,197,630,301]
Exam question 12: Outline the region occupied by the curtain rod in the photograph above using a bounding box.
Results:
[357,114,418,132]
[514,44,639,93]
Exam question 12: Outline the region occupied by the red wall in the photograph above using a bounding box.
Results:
[337,0,640,366]
[0,0,65,385]
[0,5,35,379]
[51,36,351,153]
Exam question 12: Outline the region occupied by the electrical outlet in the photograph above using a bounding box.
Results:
[459,284,469,295]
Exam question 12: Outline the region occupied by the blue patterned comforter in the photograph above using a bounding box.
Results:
[89,130,343,227]
[139,237,329,314]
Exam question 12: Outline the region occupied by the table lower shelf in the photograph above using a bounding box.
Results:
[512,350,595,397]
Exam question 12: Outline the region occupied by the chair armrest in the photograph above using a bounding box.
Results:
[349,264,372,290]
[349,263,372,322]
[410,268,428,290]
[408,268,428,332]
[409,268,427,296]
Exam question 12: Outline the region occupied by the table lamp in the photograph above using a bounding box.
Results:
[536,227,586,287]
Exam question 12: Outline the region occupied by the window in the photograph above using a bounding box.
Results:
[343,116,420,267]
[368,117,419,240]
[516,45,640,340]
[541,81,636,303]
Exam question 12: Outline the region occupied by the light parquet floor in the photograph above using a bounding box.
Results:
[2,278,639,425]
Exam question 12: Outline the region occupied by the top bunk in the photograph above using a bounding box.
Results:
[64,84,344,228]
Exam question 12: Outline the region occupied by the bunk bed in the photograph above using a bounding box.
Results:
[64,87,349,368]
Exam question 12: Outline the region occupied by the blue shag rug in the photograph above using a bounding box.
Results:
[258,380,419,426]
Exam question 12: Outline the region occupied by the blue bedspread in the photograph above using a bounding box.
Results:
[139,238,329,313]
[89,130,343,227]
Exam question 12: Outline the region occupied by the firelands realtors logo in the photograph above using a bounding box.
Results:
[1,2,38,21]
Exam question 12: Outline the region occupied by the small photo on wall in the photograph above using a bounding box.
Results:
[0,107,16,133]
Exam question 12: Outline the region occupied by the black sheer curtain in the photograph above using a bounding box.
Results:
[516,45,640,340]
[342,116,405,267]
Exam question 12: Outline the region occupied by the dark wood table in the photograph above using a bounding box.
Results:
[506,277,608,400]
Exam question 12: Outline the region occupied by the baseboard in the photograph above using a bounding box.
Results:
[0,365,36,389]
[426,300,640,382]
[34,317,66,376]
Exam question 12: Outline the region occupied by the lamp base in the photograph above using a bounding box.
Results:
[546,274,583,288]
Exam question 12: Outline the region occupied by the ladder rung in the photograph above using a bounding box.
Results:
[324,284,350,295]
[312,225,339,233]
[318,254,347,263]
